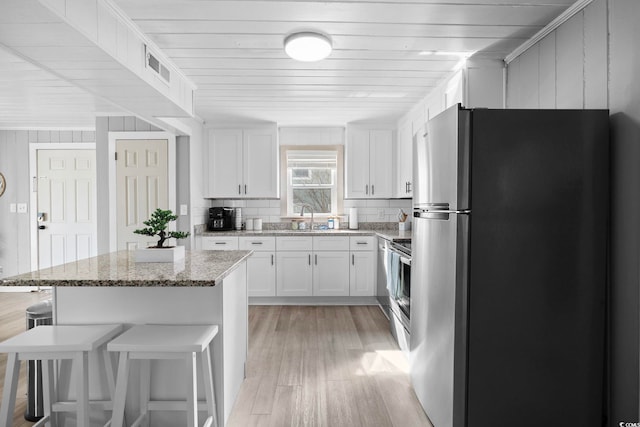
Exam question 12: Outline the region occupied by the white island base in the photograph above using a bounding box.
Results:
[51,265,247,427]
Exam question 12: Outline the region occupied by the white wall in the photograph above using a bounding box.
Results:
[0,130,95,278]
[506,0,640,421]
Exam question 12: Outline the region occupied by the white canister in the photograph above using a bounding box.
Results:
[254,218,263,231]
[235,208,242,230]
[334,217,340,230]
[245,218,254,231]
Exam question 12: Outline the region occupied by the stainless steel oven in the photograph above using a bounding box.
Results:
[388,240,411,333]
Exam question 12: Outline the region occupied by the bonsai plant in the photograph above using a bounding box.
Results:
[134,208,190,248]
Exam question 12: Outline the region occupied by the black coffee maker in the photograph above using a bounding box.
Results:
[207,207,235,231]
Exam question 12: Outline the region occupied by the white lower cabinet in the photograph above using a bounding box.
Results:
[246,252,276,296]
[349,236,377,296]
[313,252,350,296]
[350,251,376,296]
[240,237,276,297]
[276,251,313,296]
[210,234,377,298]
[201,236,239,250]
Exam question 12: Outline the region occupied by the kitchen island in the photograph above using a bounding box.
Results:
[1,250,252,426]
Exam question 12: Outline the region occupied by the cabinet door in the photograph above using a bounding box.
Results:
[276,251,312,296]
[244,128,278,198]
[396,121,413,197]
[202,236,239,250]
[313,252,350,296]
[207,129,243,197]
[350,251,376,296]
[247,252,276,297]
[369,129,394,198]
[345,127,370,198]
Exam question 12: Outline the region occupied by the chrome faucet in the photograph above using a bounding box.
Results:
[300,204,314,230]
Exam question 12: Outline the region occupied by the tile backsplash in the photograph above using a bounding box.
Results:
[207,198,412,225]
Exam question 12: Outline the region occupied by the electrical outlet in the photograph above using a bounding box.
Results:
[377,209,385,220]
[9,203,16,213]
[180,204,188,216]
[17,203,28,213]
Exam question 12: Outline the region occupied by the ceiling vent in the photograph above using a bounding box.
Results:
[145,45,171,84]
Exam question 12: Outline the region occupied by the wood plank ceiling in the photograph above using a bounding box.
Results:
[113,0,577,126]
[0,0,578,128]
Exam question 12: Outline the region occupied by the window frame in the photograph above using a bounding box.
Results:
[280,145,344,219]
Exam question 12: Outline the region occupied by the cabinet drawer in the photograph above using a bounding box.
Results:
[202,236,239,250]
[276,236,313,251]
[313,236,349,251]
[349,236,376,251]
[239,236,276,251]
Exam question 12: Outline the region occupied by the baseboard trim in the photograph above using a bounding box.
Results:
[249,296,378,306]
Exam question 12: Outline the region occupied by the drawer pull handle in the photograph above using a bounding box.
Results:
[308,254,311,265]
[271,254,274,265]
[352,254,355,265]
[215,242,227,245]
[251,242,263,245]
[356,242,368,245]
[315,254,318,265]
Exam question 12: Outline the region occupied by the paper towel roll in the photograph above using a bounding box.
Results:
[349,208,358,229]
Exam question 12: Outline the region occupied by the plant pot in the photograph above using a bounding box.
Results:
[134,245,185,263]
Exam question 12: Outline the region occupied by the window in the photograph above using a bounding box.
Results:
[282,147,343,217]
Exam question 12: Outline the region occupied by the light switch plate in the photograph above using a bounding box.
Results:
[9,203,16,213]
[17,203,27,213]
[377,209,386,220]
[180,204,188,215]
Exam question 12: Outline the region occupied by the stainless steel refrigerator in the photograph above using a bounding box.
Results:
[410,104,609,427]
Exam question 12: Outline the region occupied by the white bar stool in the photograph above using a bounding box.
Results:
[107,324,219,427]
[0,324,123,427]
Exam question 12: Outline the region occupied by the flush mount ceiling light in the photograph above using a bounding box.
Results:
[284,32,332,62]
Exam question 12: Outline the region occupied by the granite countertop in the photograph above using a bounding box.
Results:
[202,229,412,242]
[1,250,252,287]
[375,230,412,242]
[201,229,376,237]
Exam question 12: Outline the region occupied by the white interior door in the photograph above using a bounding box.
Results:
[116,139,169,250]
[37,149,97,269]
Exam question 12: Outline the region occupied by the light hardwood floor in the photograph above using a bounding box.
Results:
[0,294,431,427]
[227,305,432,427]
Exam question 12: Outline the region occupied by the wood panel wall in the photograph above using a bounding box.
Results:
[0,130,95,278]
[506,0,608,110]
[506,0,640,421]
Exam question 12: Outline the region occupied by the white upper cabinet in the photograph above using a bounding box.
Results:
[207,129,244,198]
[206,126,279,198]
[243,128,279,198]
[396,118,413,198]
[345,126,394,199]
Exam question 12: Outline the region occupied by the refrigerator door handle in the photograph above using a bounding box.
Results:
[414,209,470,219]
